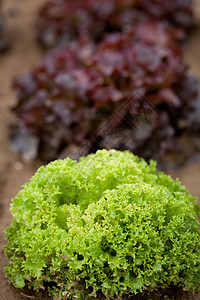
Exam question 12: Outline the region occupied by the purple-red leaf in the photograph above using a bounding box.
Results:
[10,27,200,165]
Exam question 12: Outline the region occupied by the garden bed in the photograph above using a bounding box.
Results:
[0,0,200,299]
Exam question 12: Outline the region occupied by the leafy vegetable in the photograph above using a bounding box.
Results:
[36,0,194,49]
[10,26,200,163]
[5,150,200,299]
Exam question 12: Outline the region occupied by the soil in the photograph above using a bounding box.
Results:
[0,0,200,299]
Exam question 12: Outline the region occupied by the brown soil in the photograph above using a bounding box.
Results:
[0,0,200,299]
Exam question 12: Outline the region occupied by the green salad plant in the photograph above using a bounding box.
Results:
[4,150,200,299]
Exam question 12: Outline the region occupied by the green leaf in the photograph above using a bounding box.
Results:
[4,150,200,299]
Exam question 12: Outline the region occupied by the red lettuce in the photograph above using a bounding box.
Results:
[10,24,200,166]
[36,0,194,49]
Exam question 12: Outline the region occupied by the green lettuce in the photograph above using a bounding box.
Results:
[4,150,200,299]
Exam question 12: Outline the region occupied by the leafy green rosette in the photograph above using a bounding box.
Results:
[5,150,200,299]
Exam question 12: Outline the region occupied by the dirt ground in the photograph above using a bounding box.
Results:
[0,1,200,299]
